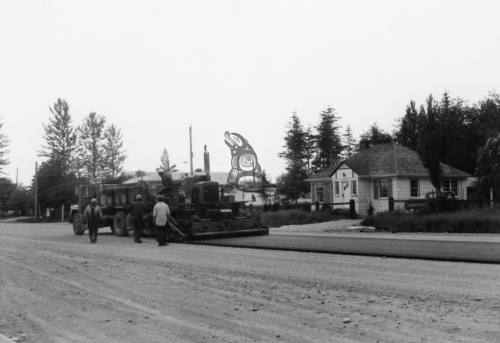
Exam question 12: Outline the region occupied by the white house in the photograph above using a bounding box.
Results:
[306,143,475,215]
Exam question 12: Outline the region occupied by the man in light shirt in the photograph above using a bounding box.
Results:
[153,195,170,246]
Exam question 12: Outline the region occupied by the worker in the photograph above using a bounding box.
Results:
[152,195,171,246]
[83,198,103,243]
[128,194,145,243]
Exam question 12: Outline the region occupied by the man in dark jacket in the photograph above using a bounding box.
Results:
[84,198,103,243]
[128,194,145,243]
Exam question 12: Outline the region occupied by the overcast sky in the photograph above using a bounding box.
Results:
[1,0,499,185]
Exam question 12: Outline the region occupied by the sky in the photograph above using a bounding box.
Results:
[1,0,499,185]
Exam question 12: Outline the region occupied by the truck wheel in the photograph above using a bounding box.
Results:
[113,211,128,236]
[72,213,85,236]
[126,214,135,236]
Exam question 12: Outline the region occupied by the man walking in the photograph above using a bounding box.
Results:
[84,198,103,243]
[153,195,170,246]
[128,194,145,243]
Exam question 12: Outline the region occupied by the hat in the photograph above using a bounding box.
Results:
[157,195,164,201]
[90,198,97,204]
[135,194,143,200]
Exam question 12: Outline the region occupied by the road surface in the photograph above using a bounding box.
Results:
[1,222,500,342]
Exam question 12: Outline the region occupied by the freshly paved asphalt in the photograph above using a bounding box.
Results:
[192,234,500,263]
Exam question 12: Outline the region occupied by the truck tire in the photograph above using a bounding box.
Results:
[72,213,85,236]
[113,211,128,236]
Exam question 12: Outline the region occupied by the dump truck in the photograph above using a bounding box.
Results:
[69,173,268,240]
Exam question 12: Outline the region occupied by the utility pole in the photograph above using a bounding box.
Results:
[34,162,38,221]
[189,125,194,176]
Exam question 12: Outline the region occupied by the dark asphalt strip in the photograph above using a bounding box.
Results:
[190,235,500,263]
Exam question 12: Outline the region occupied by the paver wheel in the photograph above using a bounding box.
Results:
[113,211,128,236]
[72,213,86,236]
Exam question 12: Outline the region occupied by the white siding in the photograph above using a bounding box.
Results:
[356,180,372,215]
[331,163,359,207]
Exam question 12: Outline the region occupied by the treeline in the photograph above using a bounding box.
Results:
[279,92,500,201]
[36,98,127,213]
[0,98,128,216]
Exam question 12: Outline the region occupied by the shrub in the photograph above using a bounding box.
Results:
[361,209,500,233]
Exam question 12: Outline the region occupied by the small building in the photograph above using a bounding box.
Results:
[306,143,475,215]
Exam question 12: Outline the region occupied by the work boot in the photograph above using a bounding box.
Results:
[135,239,142,243]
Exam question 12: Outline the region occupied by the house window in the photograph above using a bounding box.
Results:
[374,179,389,199]
[410,179,419,197]
[379,179,388,198]
[334,181,340,197]
[351,180,357,196]
[316,183,324,202]
[442,179,459,196]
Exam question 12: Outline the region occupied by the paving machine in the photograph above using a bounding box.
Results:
[69,173,268,240]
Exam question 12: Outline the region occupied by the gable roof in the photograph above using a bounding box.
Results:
[305,162,342,181]
[308,143,470,180]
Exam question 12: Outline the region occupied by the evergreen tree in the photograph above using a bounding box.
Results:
[342,125,357,158]
[78,112,107,181]
[279,160,309,201]
[358,123,393,150]
[304,125,316,174]
[312,107,342,171]
[39,99,77,174]
[102,124,126,182]
[279,112,308,162]
[395,100,420,150]
[0,119,9,173]
[279,113,309,201]
[417,95,442,193]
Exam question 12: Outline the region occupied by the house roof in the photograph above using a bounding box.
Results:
[308,143,471,180]
[304,162,342,181]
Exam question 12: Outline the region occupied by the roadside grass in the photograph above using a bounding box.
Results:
[259,209,351,228]
[361,209,500,233]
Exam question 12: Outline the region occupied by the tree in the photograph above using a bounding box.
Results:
[8,187,33,216]
[417,95,443,193]
[342,125,357,158]
[277,160,309,201]
[395,100,420,151]
[0,178,15,212]
[312,107,342,171]
[0,119,9,173]
[279,113,309,201]
[78,112,107,181]
[34,159,79,213]
[475,133,500,199]
[39,99,77,174]
[102,124,126,182]
[279,112,308,162]
[304,125,316,174]
[359,123,393,150]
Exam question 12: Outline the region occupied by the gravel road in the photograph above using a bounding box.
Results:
[1,222,499,342]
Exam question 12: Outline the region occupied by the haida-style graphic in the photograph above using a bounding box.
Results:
[224,131,262,191]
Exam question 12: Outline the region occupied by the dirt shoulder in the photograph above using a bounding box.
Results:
[1,223,499,342]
